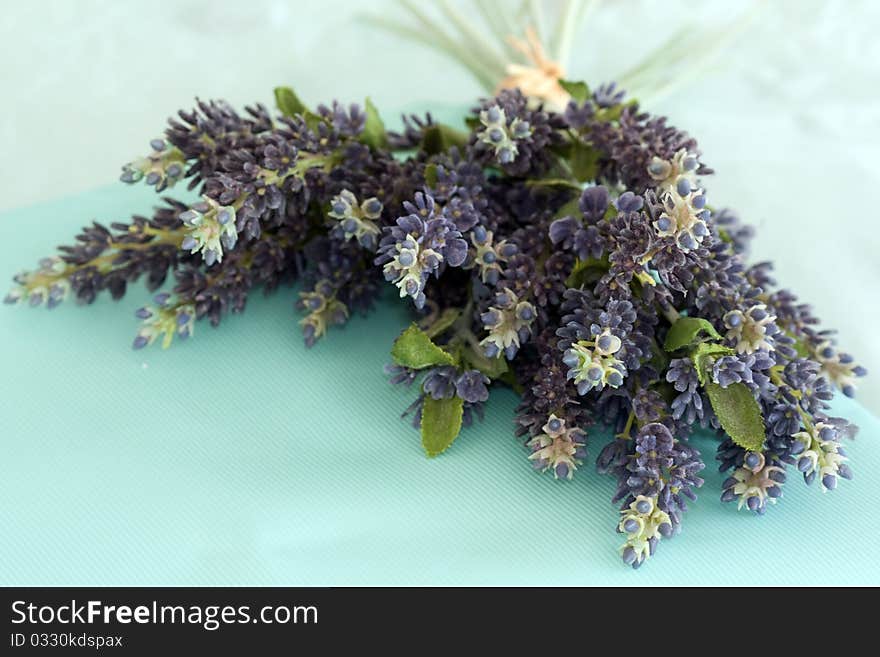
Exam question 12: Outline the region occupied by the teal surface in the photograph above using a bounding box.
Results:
[1,185,878,586]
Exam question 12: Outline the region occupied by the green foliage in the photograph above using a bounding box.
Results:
[704,382,765,452]
[361,97,388,150]
[422,307,461,339]
[526,178,583,192]
[595,99,637,123]
[461,342,508,379]
[558,79,590,104]
[391,324,455,369]
[688,335,766,452]
[421,396,464,457]
[421,124,469,156]
[691,342,735,386]
[566,256,609,289]
[464,115,480,131]
[664,317,722,352]
[424,163,439,189]
[553,196,581,219]
[274,86,307,117]
[647,340,671,374]
[783,330,811,358]
[569,141,601,181]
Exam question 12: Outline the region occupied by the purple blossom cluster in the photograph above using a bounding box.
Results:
[6,83,866,568]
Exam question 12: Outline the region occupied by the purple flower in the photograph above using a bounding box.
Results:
[455,370,490,403]
[374,191,470,308]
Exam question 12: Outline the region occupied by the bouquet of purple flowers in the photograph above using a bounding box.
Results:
[6,80,866,567]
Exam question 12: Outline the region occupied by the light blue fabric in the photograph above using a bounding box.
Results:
[1,185,878,585]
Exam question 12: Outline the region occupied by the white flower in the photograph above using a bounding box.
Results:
[723,304,776,354]
[477,105,531,165]
[728,461,785,511]
[792,422,849,491]
[381,234,442,303]
[179,196,238,266]
[647,149,700,195]
[619,495,672,568]
[120,139,186,191]
[479,288,535,360]
[562,330,626,395]
[652,186,710,252]
[527,414,586,480]
[813,340,865,397]
[328,190,382,249]
[133,298,195,350]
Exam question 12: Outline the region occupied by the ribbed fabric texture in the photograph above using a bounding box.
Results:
[1,185,878,585]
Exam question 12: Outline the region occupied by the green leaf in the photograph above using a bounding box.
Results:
[569,141,601,181]
[783,330,811,358]
[691,342,735,386]
[464,115,481,131]
[565,256,609,288]
[558,79,590,104]
[595,98,637,124]
[421,396,464,457]
[654,381,677,406]
[550,140,573,160]
[421,124,469,156]
[498,368,523,394]
[361,97,387,150]
[422,307,460,339]
[390,324,455,369]
[647,341,670,374]
[274,86,307,117]
[424,163,439,189]
[421,127,444,155]
[704,382,765,452]
[462,343,508,379]
[302,110,328,133]
[526,178,583,192]
[664,316,722,352]
[553,196,581,219]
